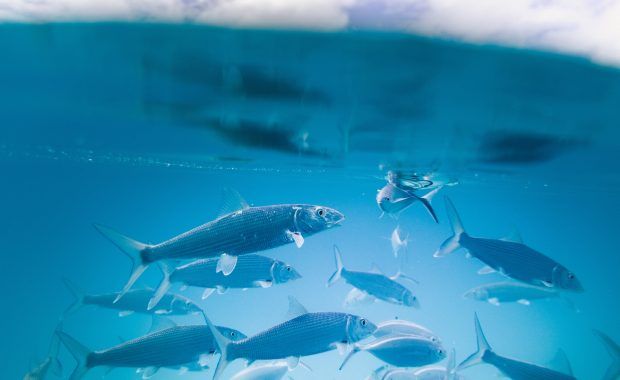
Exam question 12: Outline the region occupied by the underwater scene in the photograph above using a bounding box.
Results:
[2,23,620,380]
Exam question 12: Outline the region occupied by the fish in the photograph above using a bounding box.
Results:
[376,183,441,222]
[203,296,377,379]
[148,255,302,309]
[458,314,576,380]
[463,281,573,307]
[327,245,420,308]
[230,360,310,380]
[391,226,409,258]
[24,326,63,380]
[593,330,620,380]
[57,320,247,380]
[95,189,344,302]
[62,279,202,317]
[386,171,435,190]
[374,320,440,343]
[435,197,583,292]
[374,348,463,379]
[340,335,446,370]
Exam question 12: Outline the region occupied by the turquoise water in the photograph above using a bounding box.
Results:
[2,23,619,380]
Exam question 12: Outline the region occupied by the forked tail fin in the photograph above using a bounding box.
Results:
[202,312,234,380]
[56,331,92,380]
[417,185,443,223]
[458,313,492,371]
[93,224,151,303]
[434,197,466,257]
[593,330,620,380]
[327,245,345,287]
[148,262,174,311]
[62,278,85,317]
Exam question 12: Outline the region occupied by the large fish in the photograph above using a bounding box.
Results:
[24,327,62,380]
[148,254,302,309]
[95,189,344,302]
[204,296,377,379]
[594,330,620,380]
[458,314,576,380]
[63,279,201,317]
[435,197,583,292]
[376,183,441,222]
[58,321,247,380]
[463,281,570,307]
[340,335,446,370]
[327,245,420,308]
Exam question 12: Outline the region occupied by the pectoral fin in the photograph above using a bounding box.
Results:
[202,288,215,300]
[335,342,348,356]
[488,298,500,306]
[216,286,228,295]
[198,354,211,368]
[285,356,300,369]
[287,230,304,248]
[253,280,273,288]
[478,266,496,275]
[216,253,238,276]
[137,367,159,379]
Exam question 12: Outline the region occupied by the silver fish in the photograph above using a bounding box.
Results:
[95,189,344,302]
[24,327,62,380]
[458,314,576,380]
[463,281,569,306]
[230,360,310,380]
[328,245,420,308]
[204,297,377,379]
[375,348,463,379]
[340,335,446,370]
[58,323,247,380]
[374,320,440,343]
[391,226,409,258]
[62,279,201,317]
[148,255,302,309]
[376,183,441,222]
[435,197,583,292]
[594,330,620,380]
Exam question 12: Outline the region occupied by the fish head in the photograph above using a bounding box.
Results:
[216,326,247,341]
[402,292,421,308]
[376,184,410,214]
[430,342,448,362]
[552,266,584,292]
[346,315,377,342]
[295,205,345,233]
[463,287,488,301]
[273,261,302,283]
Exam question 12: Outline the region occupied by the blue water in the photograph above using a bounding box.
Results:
[2,23,619,380]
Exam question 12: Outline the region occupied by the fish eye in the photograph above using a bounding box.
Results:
[316,208,325,217]
[230,331,236,337]
[568,273,575,280]
[286,266,292,272]
[360,318,367,326]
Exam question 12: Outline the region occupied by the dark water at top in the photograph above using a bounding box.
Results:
[1,23,619,380]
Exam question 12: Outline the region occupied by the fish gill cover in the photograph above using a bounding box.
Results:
[1,2,620,380]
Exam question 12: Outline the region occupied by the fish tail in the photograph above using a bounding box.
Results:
[93,224,152,303]
[434,196,465,257]
[339,346,360,370]
[201,312,235,380]
[62,278,84,317]
[419,185,443,223]
[593,330,620,377]
[457,313,492,371]
[56,330,92,380]
[148,262,174,311]
[327,245,345,287]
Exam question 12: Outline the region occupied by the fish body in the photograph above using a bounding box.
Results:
[96,196,343,301]
[458,314,576,380]
[376,183,440,222]
[341,335,445,369]
[435,197,583,292]
[463,281,560,306]
[328,246,419,308]
[149,255,301,309]
[58,325,246,379]
[374,320,439,343]
[230,361,289,380]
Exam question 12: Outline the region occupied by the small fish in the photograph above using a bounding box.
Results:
[148,255,302,309]
[593,330,620,380]
[375,348,464,379]
[204,296,377,379]
[24,326,63,380]
[435,197,583,292]
[95,188,344,302]
[230,360,310,380]
[463,281,572,307]
[340,335,446,370]
[458,314,576,380]
[374,320,440,343]
[391,226,409,258]
[328,245,420,308]
[58,321,247,379]
[376,183,441,222]
[62,279,201,317]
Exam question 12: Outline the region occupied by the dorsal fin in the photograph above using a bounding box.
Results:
[217,188,249,218]
[149,315,177,333]
[501,228,523,244]
[285,296,308,320]
[548,349,573,375]
[369,263,383,274]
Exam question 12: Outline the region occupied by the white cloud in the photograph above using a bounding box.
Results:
[1,0,620,66]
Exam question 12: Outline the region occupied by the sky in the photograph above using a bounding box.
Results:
[1,0,620,67]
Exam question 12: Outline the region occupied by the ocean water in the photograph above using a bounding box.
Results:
[2,23,619,380]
